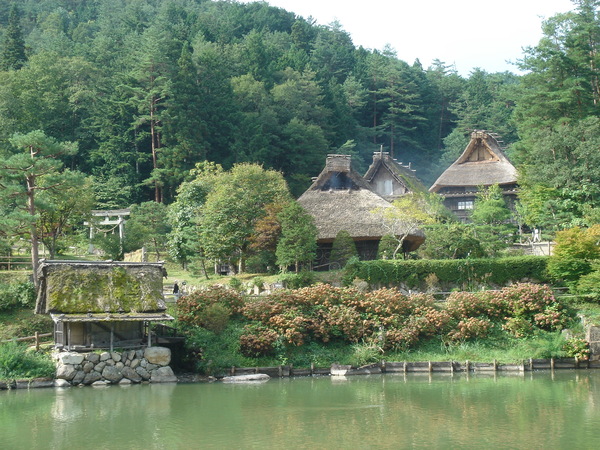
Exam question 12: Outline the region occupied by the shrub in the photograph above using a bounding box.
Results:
[239,324,279,357]
[176,286,243,328]
[330,230,358,266]
[198,303,231,334]
[575,266,600,300]
[562,337,590,360]
[278,271,316,289]
[343,256,549,289]
[0,281,36,311]
[0,341,55,381]
[499,283,571,331]
[447,317,494,342]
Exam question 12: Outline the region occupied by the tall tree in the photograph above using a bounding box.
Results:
[275,200,317,272]
[0,5,26,71]
[0,130,78,287]
[199,163,291,273]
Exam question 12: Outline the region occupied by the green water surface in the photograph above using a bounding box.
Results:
[2,371,600,449]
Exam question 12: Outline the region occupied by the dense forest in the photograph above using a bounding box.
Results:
[0,0,598,249]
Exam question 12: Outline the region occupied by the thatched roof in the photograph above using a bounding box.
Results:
[298,155,425,250]
[36,261,168,315]
[364,151,427,200]
[429,131,517,193]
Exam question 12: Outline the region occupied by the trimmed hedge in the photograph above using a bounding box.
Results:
[343,256,549,289]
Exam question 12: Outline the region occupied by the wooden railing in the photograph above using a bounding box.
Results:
[0,256,32,270]
[1,332,53,350]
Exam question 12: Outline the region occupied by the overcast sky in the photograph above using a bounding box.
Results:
[240,0,576,76]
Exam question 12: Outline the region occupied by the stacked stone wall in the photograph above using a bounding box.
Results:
[54,347,177,387]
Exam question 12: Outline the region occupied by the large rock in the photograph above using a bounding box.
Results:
[150,366,177,383]
[57,353,85,365]
[56,364,78,381]
[82,362,94,373]
[102,365,123,383]
[86,353,100,363]
[54,379,71,388]
[144,347,171,366]
[71,370,86,385]
[82,372,102,385]
[122,366,142,383]
[135,366,151,380]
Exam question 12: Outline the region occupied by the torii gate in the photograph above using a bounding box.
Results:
[84,209,130,253]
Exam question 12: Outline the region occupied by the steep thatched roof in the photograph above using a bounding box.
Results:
[429,131,517,192]
[364,151,427,200]
[35,261,167,315]
[298,155,425,250]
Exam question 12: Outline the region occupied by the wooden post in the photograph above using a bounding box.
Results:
[428,361,433,373]
[35,331,40,351]
[310,363,314,376]
[110,324,114,352]
[231,366,235,376]
[529,358,534,371]
[403,361,407,373]
[493,359,498,372]
[465,360,470,372]
[551,358,555,371]
[278,365,283,377]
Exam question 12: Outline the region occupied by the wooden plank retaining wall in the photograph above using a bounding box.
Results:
[227,358,600,378]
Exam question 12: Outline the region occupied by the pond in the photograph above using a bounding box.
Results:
[2,371,600,449]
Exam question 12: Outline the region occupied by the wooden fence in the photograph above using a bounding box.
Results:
[1,332,53,350]
[226,358,600,378]
[0,257,32,271]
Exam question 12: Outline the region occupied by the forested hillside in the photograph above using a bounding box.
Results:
[0,0,598,226]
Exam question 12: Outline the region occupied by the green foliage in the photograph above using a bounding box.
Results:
[330,230,358,266]
[176,286,243,329]
[575,264,600,300]
[343,256,549,290]
[547,225,600,286]
[0,341,55,381]
[0,5,26,71]
[275,200,317,272]
[278,271,317,289]
[417,223,486,259]
[125,201,171,260]
[0,281,35,311]
[562,337,590,360]
[377,234,397,259]
[199,163,291,273]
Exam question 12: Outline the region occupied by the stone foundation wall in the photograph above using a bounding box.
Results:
[54,346,177,386]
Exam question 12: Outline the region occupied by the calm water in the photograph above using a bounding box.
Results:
[2,371,600,449]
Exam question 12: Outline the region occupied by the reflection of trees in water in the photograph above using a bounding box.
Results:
[4,373,600,447]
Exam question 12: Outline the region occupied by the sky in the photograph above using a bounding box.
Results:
[240,0,577,76]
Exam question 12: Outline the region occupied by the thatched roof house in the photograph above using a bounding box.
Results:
[364,151,426,201]
[36,260,173,351]
[298,155,425,266]
[429,130,518,221]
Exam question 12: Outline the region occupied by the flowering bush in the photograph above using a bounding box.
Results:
[239,324,279,357]
[447,317,493,342]
[562,337,590,360]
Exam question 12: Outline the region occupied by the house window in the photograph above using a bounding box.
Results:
[457,200,474,210]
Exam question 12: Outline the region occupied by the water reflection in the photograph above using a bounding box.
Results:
[2,371,600,449]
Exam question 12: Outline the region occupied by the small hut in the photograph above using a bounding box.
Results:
[35,260,173,351]
[298,154,425,267]
[429,130,518,221]
[364,151,427,201]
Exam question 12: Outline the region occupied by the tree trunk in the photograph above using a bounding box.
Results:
[27,175,39,288]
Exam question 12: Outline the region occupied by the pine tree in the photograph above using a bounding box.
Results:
[0,5,26,71]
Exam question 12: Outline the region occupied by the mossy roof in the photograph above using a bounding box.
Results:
[36,261,167,315]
